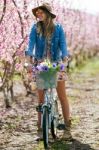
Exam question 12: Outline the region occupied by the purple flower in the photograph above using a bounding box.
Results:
[52,63,57,68]
[42,65,49,72]
[60,64,65,71]
[36,65,42,71]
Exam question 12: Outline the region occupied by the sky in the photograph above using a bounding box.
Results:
[60,0,99,15]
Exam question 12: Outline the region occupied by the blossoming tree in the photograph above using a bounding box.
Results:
[0,0,99,107]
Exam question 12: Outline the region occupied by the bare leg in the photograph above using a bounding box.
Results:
[37,89,44,129]
[56,80,71,125]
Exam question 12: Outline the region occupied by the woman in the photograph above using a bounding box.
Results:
[25,3,72,140]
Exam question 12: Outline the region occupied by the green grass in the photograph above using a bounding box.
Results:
[35,140,72,150]
[13,73,22,80]
[72,57,99,76]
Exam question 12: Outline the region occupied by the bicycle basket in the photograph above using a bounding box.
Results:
[36,70,57,89]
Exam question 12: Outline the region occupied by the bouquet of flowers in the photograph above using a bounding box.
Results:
[33,59,66,89]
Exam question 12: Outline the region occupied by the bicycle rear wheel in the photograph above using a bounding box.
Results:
[43,106,49,149]
[51,100,59,139]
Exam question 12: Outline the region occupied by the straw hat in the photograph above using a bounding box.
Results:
[32,3,56,18]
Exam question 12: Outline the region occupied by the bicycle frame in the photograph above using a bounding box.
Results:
[41,88,59,129]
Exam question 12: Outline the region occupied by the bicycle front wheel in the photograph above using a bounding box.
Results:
[43,106,49,149]
[51,100,59,139]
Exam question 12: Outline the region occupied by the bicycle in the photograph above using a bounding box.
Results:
[36,69,59,149]
[24,60,67,149]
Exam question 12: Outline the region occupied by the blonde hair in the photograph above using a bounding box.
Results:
[36,9,55,38]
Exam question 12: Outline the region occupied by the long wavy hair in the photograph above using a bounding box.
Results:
[36,9,55,38]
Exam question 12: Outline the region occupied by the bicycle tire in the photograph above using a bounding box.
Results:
[43,106,49,149]
[51,100,58,139]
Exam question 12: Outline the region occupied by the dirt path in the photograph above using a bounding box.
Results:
[0,70,99,150]
[66,73,99,150]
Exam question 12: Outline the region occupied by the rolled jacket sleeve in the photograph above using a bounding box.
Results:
[25,24,36,56]
[59,25,69,59]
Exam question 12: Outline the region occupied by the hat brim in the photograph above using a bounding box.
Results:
[32,6,56,18]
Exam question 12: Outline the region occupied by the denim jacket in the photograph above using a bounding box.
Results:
[25,23,69,61]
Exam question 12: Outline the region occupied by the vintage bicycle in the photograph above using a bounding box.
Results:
[25,60,67,149]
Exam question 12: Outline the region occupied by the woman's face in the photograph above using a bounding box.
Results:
[35,9,47,21]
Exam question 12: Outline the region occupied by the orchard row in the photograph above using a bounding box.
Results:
[0,0,99,107]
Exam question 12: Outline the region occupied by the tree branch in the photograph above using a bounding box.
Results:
[0,0,6,24]
[11,0,24,38]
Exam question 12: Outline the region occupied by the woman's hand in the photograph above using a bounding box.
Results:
[63,56,69,63]
[62,56,69,67]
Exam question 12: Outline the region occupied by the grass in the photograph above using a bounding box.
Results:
[68,57,99,85]
[72,57,99,76]
[13,73,22,81]
[35,140,72,150]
